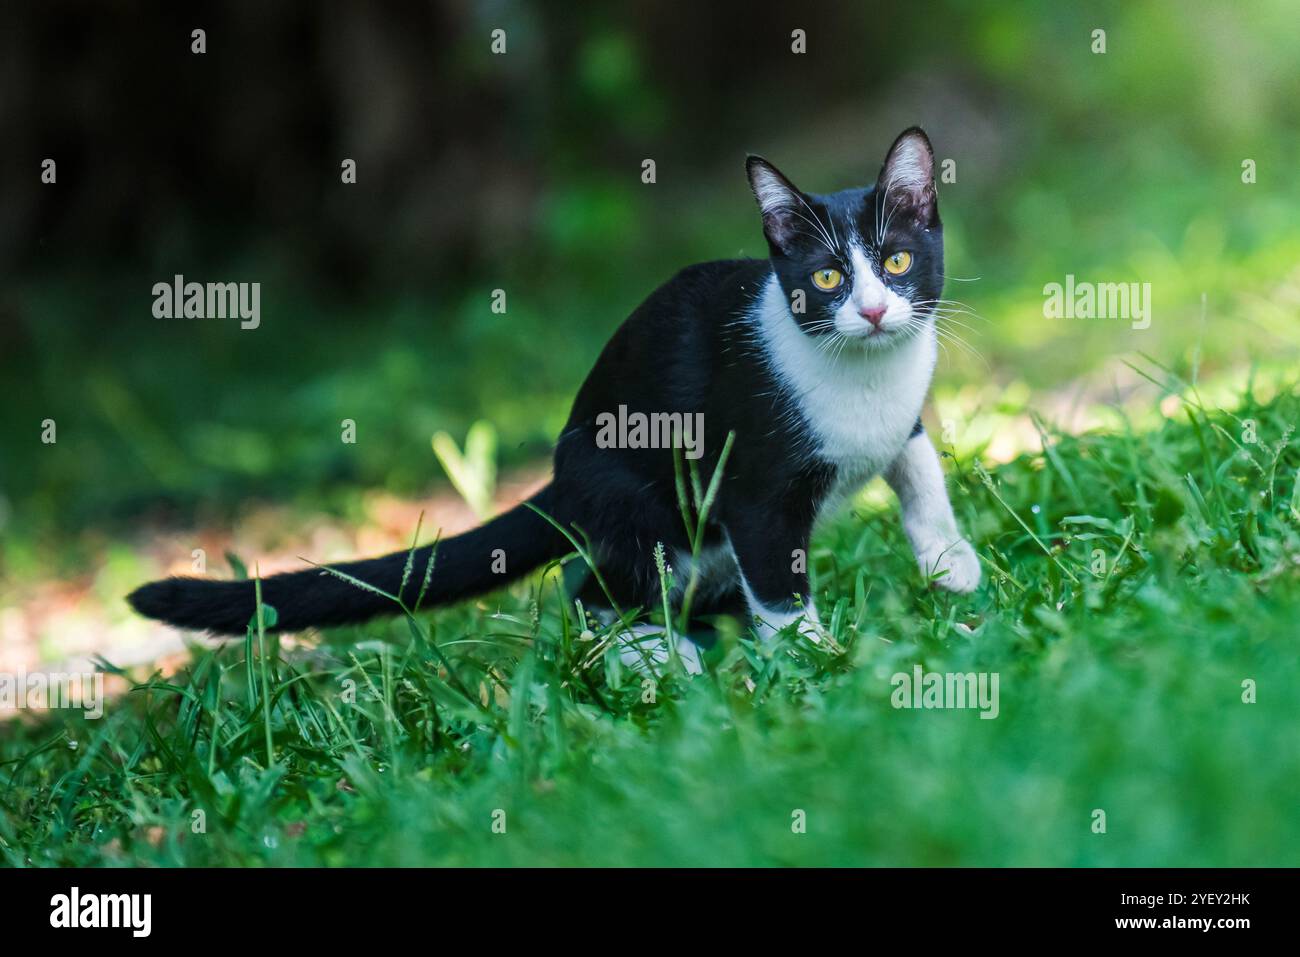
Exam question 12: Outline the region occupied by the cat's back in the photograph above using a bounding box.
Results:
[597,258,766,366]
[640,257,769,329]
[565,258,768,425]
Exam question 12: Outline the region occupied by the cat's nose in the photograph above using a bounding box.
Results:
[858,306,886,328]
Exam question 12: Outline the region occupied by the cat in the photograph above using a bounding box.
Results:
[128,127,981,664]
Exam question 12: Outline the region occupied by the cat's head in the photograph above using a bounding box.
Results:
[746,127,943,351]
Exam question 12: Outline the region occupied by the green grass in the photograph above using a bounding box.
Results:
[3,368,1299,867]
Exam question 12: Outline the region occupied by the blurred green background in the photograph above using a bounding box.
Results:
[2,0,1298,585]
[2,0,1300,872]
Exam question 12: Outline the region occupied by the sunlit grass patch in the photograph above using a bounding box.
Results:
[2,372,1298,866]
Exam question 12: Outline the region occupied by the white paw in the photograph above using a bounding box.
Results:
[915,536,981,593]
[751,602,823,644]
[616,624,704,675]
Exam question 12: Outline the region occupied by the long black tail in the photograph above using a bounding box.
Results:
[127,485,569,635]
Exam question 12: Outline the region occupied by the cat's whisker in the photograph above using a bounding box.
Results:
[881,199,902,242]
[931,324,989,370]
[930,313,985,332]
[916,302,979,314]
[930,311,981,338]
[812,335,843,357]
[941,328,977,351]
[914,296,984,309]
[833,332,858,365]
[819,332,850,361]
[930,328,953,364]
[928,305,986,317]
[932,327,976,359]
[935,314,982,332]
[801,318,841,337]
[932,317,983,332]
[876,172,903,245]
[926,300,985,313]
[789,194,838,253]
[914,300,990,325]
[787,214,836,254]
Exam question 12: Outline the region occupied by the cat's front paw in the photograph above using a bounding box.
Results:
[751,601,823,644]
[915,537,981,593]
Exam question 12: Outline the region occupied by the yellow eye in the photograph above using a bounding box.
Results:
[811,268,843,290]
[884,251,913,275]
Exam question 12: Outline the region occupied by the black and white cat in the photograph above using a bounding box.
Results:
[129,127,980,661]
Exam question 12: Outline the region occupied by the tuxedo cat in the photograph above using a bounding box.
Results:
[129,127,981,658]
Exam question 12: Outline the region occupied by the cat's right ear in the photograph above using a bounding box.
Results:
[876,127,938,226]
[746,155,805,254]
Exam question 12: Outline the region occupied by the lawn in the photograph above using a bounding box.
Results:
[2,363,1297,867]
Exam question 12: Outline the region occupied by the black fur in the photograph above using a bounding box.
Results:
[128,128,944,635]
[128,487,568,634]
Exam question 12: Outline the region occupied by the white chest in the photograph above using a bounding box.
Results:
[795,342,932,468]
[752,275,936,510]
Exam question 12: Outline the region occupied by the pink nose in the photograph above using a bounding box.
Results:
[858,306,886,328]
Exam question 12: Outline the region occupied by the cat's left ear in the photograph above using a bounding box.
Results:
[876,127,938,226]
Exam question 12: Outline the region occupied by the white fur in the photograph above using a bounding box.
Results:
[739,574,822,643]
[883,434,981,592]
[610,545,738,674]
[750,165,796,218]
[883,134,932,193]
[831,245,915,337]
[753,272,936,514]
[616,622,704,675]
[751,270,980,603]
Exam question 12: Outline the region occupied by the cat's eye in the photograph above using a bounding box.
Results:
[884,251,913,276]
[811,268,843,290]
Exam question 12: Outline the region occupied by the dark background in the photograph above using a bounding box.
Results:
[2,0,1297,576]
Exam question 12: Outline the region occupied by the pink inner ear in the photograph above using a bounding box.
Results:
[878,138,937,225]
[882,138,933,193]
[766,208,812,253]
[749,164,806,249]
